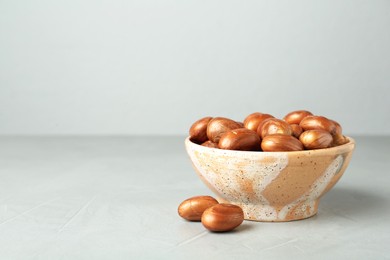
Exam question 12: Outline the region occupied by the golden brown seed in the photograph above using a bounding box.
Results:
[201,140,219,148]
[189,117,213,144]
[218,128,261,151]
[283,110,313,125]
[291,124,303,138]
[328,119,347,146]
[258,118,293,139]
[178,196,219,221]
[256,117,273,136]
[331,120,342,136]
[299,130,333,149]
[243,112,274,132]
[300,116,336,134]
[236,121,245,128]
[261,134,304,151]
[332,134,349,147]
[201,204,244,232]
[207,117,242,143]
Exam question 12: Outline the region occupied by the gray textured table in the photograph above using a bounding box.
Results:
[0,136,389,259]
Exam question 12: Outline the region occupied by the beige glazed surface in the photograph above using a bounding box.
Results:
[185,137,355,222]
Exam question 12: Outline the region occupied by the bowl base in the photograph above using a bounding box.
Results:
[219,198,319,222]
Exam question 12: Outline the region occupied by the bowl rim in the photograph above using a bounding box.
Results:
[185,136,355,156]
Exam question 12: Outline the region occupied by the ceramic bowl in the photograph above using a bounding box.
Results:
[185,137,355,222]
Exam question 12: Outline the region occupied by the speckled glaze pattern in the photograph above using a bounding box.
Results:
[185,137,355,222]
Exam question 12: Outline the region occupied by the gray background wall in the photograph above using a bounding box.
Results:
[1,0,389,136]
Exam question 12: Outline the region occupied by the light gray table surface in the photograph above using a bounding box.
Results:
[0,136,389,259]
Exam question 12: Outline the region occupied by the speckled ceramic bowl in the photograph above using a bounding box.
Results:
[185,137,355,222]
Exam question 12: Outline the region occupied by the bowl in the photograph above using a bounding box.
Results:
[185,137,355,222]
